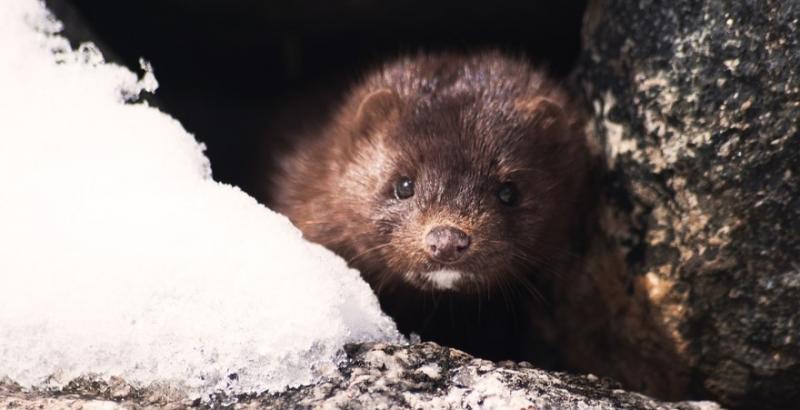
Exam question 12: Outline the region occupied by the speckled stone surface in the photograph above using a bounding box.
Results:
[574,0,800,408]
[0,342,721,410]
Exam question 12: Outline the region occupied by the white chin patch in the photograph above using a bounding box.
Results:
[421,269,464,290]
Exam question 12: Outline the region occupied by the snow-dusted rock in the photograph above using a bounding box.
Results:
[0,343,721,410]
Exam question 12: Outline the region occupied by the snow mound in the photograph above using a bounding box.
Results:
[0,0,400,398]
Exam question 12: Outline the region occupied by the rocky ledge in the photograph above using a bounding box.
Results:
[0,342,720,410]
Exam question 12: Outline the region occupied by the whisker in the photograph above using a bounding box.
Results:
[507,269,547,306]
[505,167,548,176]
[374,271,396,297]
[497,278,513,315]
[347,242,393,265]
[421,290,443,331]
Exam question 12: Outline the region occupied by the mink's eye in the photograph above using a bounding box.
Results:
[497,182,519,206]
[394,176,415,200]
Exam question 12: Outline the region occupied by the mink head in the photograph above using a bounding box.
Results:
[281,54,589,294]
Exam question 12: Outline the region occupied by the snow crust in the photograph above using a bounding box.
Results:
[0,0,400,398]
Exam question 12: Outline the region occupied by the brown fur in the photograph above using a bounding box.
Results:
[270,52,591,362]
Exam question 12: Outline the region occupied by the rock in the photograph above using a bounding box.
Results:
[0,342,720,410]
[572,0,800,408]
[254,342,720,409]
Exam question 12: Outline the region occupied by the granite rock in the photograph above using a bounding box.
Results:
[573,0,800,408]
[0,342,720,410]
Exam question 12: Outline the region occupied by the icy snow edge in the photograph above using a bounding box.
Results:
[0,0,401,399]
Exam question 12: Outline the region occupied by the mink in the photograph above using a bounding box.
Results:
[269,52,591,363]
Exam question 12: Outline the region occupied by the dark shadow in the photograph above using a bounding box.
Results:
[45,0,587,201]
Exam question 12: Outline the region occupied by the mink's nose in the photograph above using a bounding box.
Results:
[424,226,471,263]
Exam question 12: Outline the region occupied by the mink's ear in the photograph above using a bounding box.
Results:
[353,88,401,135]
[514,96,565,130]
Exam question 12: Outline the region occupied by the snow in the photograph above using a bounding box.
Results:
[0,0,400,399]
